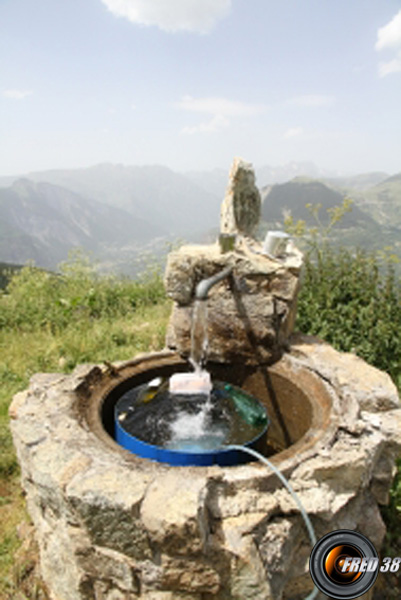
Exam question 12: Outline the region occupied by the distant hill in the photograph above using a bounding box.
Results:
[184,168,228,200]
[0,179,162,270]
[260,176,401,258]
[322,172,389,192]
[6,164,221,238]
[261,178,377,228]
[355,173,401,228]
[383,173,401,185]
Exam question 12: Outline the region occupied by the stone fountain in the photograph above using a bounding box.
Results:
[165,157,302,366]
[9,158,401,600]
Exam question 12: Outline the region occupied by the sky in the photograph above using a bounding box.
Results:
[1,0,401,177]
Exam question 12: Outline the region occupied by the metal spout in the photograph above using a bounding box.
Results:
[195,265,233,300]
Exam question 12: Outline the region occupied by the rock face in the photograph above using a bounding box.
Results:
[164,240,303,365]
[9,338,401,600]
[165,157,302,365]
[220,157,261,237]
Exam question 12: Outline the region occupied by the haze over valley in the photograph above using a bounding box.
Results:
[0,161,400,276]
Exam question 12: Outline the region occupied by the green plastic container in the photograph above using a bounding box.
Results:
[216,382,269,427]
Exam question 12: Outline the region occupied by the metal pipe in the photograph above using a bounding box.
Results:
[195,265,233,300]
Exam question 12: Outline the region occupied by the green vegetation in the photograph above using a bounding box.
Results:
[0,263,22,291]
[297,247,401,386]
[286,199,401,386]
[0,252,170,597]
[0,251,165,334]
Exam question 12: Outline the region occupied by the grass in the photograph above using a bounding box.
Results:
[0,480,32,597]
[0,255,171,598]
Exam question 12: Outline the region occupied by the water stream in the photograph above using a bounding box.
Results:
[116,294,268,453]
[180,298,214,444]
[190,299,209,372]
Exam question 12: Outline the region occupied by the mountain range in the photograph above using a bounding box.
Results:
[1,164,220,237]
[0,162,399,274]
[0,178,163,271]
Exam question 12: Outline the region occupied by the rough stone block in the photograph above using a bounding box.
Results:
[165,241,303,365]
[141,472,208,556]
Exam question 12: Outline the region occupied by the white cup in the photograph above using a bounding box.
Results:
[263,231,290,257]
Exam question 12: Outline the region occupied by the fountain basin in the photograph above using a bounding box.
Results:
[9,337,401,600]
[87,349,332,469]
[114,379,269,466]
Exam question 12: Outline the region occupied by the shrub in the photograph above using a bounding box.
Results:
[297,246,401,388]
[0,251,166,332]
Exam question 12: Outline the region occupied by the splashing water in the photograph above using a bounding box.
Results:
[167,404,228,451]
[176,297,216,447]
[190,299,209,372]
[185,298,214,443]
[116,382,267,453]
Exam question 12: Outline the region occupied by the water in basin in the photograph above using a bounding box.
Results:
[115,379,269,453]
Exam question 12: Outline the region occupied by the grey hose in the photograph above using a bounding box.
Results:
[227,445,319,600]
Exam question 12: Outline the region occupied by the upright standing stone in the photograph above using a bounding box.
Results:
[220,157,261,237]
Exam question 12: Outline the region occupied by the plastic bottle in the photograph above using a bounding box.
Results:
[220,383,268,427]
[138,377,167,403]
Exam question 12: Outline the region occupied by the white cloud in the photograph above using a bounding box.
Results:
[3,89,32,100]
[101,0,231,34]
[375,10,401,77]
[287,95,335,108]
[376,10,401,51]
[378,53,401,77]
[176,95,267,117]
[284,127,303,139]
[181,114,229,135]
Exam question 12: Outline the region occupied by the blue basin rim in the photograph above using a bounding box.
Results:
[115,417,267,467]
